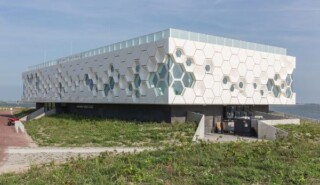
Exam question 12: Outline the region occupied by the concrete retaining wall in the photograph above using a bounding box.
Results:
[257,119,300,140]
[187,112,205,141]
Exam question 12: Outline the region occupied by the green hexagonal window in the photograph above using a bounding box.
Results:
[109,77,115,89]
[110,64,114,73]
[274,74,280,81]
[175,49,182,57]
[134,74,141,88]
[260,90,264,96]
[157,81,167,96]
[134,90,140,98]
[239,82,244,89]
[286,74,292,85]
[135,65,140,73]
[186,58,192,66]
[285,88,292,98]
[267,79,273,91]
[223,76,229,84]
[172,81,184,95]
[104,84,110,96]
[166,55,174,69]
[168,73,173,86]
[182,73,194,88]
[148,73,158,88]
[230,84,235,92]
[272,85,280,97]
[158,64,167,79]
[205,65,211,72]
[253,83,257,89]
[128,83,133,91]
[172,64,184,79]
[281,83,285,89]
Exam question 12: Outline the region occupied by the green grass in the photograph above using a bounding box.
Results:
[25,114,196,147]
[1,121,320,184]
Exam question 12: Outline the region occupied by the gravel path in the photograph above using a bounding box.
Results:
[0,147,153,174]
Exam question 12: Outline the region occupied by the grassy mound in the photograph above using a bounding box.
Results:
[25,114,196,147]
[1,122,319,184]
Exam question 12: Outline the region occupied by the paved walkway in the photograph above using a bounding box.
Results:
[0,147,153,174]
[0,110,35,167]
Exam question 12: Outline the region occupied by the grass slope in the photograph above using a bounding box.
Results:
[25,115,196,147]
[1,122,319,184]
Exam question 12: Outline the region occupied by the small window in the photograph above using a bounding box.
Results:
[175,49,182,57]
[239,82,244,88]
[186,58,192,66]
[230,84,235,92]
[205,65,211,72]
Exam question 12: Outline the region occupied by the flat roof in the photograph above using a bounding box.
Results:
[26,28,287,72]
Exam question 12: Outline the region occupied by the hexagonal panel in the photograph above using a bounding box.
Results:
[221,47,232,60]
[221,61,232,75]
[238,49,247,62]
[229,69,240,83]
[212,53,223,67]
[267,66,275,79]
[253,65,261,77]
[203,89,214,104]
[253,52,261,64]
[203,44,214,58]
[230,55,240,69]
[182,72,195,88]
[125,68,134,82]
[183,88,196,104]
[274,61,281,73]
[193,50,205,65]
[221,90,231,104]
[193,65,206,80]
[184,41,196,56]
[245,71,254,83]
[260,59,268,72]
[246,57,254,70]
[193,81,205,96]
[155,47,165,63]
[238,63,246,77]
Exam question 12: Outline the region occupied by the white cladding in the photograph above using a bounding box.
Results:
[22,31,296,105]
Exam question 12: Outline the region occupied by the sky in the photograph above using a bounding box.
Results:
[0,0,319,103]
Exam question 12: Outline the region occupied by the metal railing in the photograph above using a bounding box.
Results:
[26,28,287,72]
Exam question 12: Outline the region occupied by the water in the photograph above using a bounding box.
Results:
[0,101,35,108]
[270,104,320,121]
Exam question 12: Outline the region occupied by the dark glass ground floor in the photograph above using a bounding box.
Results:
[37,102,269,125]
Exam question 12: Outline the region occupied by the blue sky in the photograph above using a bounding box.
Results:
[0,0,319,103]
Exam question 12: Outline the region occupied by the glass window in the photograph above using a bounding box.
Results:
[260,90,264,96]
[175,49,182,57]
[157,64,167,79]
[134,74,141,88]
[223,76,228,84]
[239,82,244,89]
[148,73,158,88]
[205,65,211,72]
[186,58,192,66]
[253,83,257,89]
[286,88,292,98]
[157,81,167,96]
[272,85,280,97]
[172,81,184,95]
[182,73,194,88]
[230,84,235,92]
[109,77,115,89]
[172,64,184,79]
[267,79,273,91]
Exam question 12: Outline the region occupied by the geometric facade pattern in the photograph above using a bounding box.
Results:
[22,29,296,105]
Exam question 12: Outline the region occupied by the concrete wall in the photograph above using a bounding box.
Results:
[257,119,300,140]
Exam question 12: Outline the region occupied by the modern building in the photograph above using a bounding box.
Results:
[22,28,296,124]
